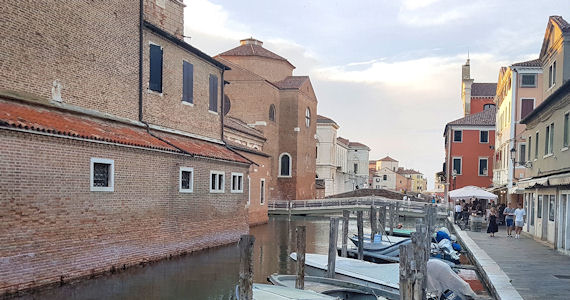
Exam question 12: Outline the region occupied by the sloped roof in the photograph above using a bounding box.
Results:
[224,116,266,140]
[540,16,570,59]
[471,83,497,97]
[379,156,398,162]
[445,107,496,134]
[0,100,250,164]
[274,76,309,89]
[348,141,370,150]
[317,115,339,127]
[512,58,541,67]
[218,42,292,63]
[397,168,422,175]
[551,15,570,33]
[337,137,349,145]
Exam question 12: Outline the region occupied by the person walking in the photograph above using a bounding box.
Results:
[455,201,462,223]
[487,207,498,237]
[503,202,516,237]
[514,203,526,239]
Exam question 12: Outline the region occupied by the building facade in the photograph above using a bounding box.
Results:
[1,0,252,293]
[316,115,370,196]
[216,39,318,200]
[492,60,543,204]
[519,16,570,253]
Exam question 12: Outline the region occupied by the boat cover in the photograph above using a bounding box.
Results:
[427,259,477,299]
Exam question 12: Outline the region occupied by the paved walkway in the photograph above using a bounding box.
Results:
[464,227,570,300]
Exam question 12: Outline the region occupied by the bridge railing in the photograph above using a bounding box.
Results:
[268,196,447,214]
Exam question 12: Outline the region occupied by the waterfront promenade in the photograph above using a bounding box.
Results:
[457,223,570,299]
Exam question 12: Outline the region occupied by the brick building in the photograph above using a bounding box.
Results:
[0,0,252,294]
[216,39,318,200]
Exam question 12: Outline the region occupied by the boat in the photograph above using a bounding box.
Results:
[290,253,400,297]
[384,227,414,237]
[348,235,410,252]
[235,283,337,299]
[268,274,396,300]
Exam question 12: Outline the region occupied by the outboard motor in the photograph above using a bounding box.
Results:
[440,289,464,300]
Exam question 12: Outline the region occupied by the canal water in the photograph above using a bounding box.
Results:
[19,215,443,300]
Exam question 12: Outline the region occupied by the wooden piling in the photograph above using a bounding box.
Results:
[399,223,429,300]
[379,205,387,233]
[370,205,378,242]
[389,203,395,236]
[295,226,306,289]
[327,217,339,278]
[238,235,255,300]
[342,210,350,258]
[357,211,364,260]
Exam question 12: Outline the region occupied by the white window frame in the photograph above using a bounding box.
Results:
[179,167,194,193]
[260,178,266,205]
[278,152,292,178]
[520,98,535,120]
[520,74,537,88]
[479,130,489,144]
[231,172,244,193]
[519,142,527,164]
[210,170,225,193]
[453,130,462,143]
[452,157,462,175]
[478,157,489,176]
[548,61,557,88]
[247,175,251,206]
[305,107,311,128]
[90,158,114,192]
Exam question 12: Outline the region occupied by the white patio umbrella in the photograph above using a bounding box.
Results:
[448,185,498,201]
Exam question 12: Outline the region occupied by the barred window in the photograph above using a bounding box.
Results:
[90,158,114,192]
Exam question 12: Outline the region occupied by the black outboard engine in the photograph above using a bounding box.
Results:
[440,289,464,300]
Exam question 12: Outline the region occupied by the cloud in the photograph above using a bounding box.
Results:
[183,0,250,40]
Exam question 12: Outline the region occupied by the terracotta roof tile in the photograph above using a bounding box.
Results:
[273,76,309,89]
[379,156,398,162]
[471,83,497,97]
[512,58,541,67]
[0,100,249,164]
[348,141,370,150]
[224,116,266,140]
[551,15,570,33]
[219,43,288,62]
[447,106,496,126]
[337,137,349,145]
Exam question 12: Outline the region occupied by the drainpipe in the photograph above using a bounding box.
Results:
[507,70,517,202]
[221,69,225,141]
[138,0,144,122]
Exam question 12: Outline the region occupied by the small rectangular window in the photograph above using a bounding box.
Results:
[452,157,461,175]
[149,44,163,92]
[478,158,488,176]
[521,99,534,120]
[519,144,526,165]
[260,179,266,205]
[90,158,114,192]
[210,171,225,193]
[549,195,555,222]
[231,172,244,193]
[562,113,570,147]
[182,61,194,103]
[453,130,462,142]
[209,74,218,112]
[353,163,358,174]
[528,136,532,161]
[535,132,539,159]
[179,167,194,193]
[521,74,536,87]
[549,65,553,88]
[480,130,489,143]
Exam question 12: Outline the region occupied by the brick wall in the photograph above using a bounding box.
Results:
[144,0,185,38]
[236,152,270,226]
[0,0,140,121]
[221,56,294,83]
[142,31,223,140]
[0,129,249,294]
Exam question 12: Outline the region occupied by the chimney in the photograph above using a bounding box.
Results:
[240,38,263,46]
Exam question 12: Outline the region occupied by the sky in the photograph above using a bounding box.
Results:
[182,0,570,190]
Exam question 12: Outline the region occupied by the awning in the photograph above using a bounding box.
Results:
[517,177,549,189]
[509,186,525,194]
[548,173,570,186]
[449,185,498,200]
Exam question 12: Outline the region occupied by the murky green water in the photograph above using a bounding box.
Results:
[18,215,427,300]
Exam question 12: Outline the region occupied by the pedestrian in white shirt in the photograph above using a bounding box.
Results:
[514,203,526,239]
[455,202,462,223]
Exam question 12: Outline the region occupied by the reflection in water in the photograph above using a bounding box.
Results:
[17,215,431,300]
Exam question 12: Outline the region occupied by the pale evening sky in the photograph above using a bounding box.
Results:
[182,0,570,190]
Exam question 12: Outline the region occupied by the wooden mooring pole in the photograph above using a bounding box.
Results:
[379,204,387,233]
[357,211,364,260]
[389,203,395,236]
[327,217,339,278]
[370,205,378,242]
[399,222,429,300]
[342,210,350,257]
[238,235,255,300]
[295,226,306,289]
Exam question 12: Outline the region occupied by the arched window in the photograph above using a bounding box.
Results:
[305,107,311,128]
[279,153,292,177]
[269,104,276,121]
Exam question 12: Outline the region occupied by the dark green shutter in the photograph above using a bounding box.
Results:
[149,44,163,92]
[183,61,193,103]
[209,74,218,112]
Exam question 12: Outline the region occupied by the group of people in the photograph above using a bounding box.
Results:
[454,199,526,238]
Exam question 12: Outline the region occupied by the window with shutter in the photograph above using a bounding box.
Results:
[520,74,536,87]
[521,99,534,119]
[182,61,193,103]
[209,74,218,112]
[149,44,163,92]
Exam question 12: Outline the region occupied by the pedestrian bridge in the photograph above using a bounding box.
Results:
[267,197,448,218]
